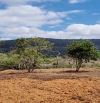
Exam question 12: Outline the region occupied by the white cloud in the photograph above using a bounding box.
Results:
[65,24,100,39]
[69,0,86,4]
[0,5,83,28]
[0,2,99,40]
[0,5,82,29]
[0,24,100,40]
[0,5,69,39]
[0,5,68,28]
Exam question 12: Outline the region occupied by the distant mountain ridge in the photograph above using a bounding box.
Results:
[0,39,100,55]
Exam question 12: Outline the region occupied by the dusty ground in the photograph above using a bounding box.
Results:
[0,68,100,103]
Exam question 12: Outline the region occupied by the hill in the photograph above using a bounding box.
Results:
[0,39,100,55]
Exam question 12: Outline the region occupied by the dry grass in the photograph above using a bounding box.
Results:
[0,68,100,103]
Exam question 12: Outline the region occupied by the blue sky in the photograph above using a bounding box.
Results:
[0,0,100,40]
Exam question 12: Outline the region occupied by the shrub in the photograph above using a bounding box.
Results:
[67,40,99,72]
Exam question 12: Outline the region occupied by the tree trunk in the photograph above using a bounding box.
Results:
[28,68,31,73]
[76,66,80,72]
[27,65,31,73]
[76,59,82,72]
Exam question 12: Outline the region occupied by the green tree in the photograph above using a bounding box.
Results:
[31,37,53,52]
[16,38,30,55]
[19,48,42,72]
[67,40,99,72]
[15,38,53,72]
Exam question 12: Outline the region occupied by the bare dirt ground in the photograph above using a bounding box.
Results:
[0,68,100,103]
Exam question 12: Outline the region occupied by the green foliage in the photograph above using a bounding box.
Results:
[31,37,54,52]
[0,38,100,71]
[67,40,99,71]
[15,38,53,72]
[97,51,100,59]
[0,53,20,70]
[19,48,43,72]
[16,38,30,54]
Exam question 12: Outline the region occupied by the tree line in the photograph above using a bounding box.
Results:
[0,38,99,72]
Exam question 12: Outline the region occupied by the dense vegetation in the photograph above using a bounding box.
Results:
[0,38,100,72]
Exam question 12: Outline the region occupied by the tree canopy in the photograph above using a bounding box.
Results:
[67,40,99,72]
[15,38,53,72]
[31,37,54,52]
[16,38,30,54]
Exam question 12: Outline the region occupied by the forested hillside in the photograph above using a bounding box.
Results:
[0,39,100,55]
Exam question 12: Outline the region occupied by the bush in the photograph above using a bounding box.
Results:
[0,53,20,70]
[67,40,99,72]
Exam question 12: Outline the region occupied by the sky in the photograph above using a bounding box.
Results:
[0,0,100,40]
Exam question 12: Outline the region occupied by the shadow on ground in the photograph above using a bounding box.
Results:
[0,68,100,81]
[57,70,90,73]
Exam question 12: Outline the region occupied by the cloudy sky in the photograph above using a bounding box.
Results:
[0,0,100,40]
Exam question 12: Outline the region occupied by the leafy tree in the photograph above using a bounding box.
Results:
[15,38,53,72]
[19,48,43,72]
[31,37,53,52]
[67,40,99,72]
[16,38,30,55]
